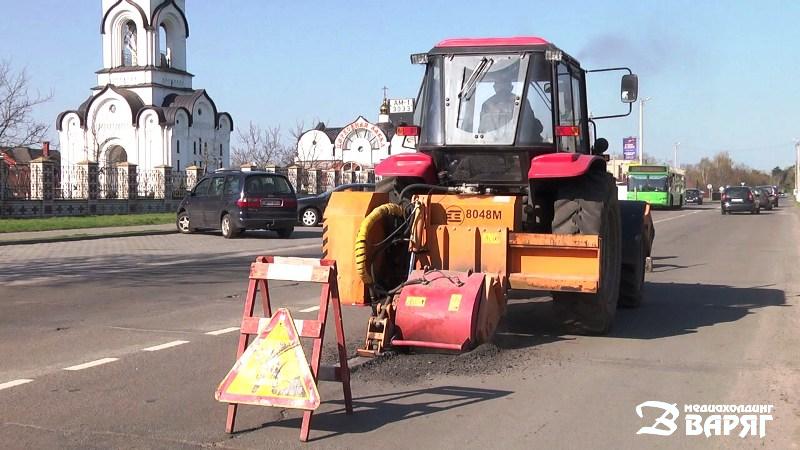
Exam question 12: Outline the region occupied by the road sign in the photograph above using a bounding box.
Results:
[623,137,638,161]
[707,184,713,190]
[216,308,320,410]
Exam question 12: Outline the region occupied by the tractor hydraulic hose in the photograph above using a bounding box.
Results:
[398,183,456,201]
[354,203,405,285]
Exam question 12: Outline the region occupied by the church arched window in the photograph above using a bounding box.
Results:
[159,24,170,68]
[122,21,138,66]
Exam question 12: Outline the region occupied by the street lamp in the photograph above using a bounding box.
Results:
[673,141,680,168]
[638,97,652,164]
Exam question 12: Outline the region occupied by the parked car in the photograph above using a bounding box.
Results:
[752,187,772,211]
[298,183,375,226]
[757,185,778,207]
[684,188,703,205]
[176,169,297,238]
[721,186,759,215]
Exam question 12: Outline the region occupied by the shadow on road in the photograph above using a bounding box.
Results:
[191,229,321,239]
[493,281,786,347]
[248,385,512,441]
[0,249,321,287]
[612,281,787,339]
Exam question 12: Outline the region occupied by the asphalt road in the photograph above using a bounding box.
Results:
[0,205,798,449]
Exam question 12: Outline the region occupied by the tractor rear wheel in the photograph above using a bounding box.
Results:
[551,170,622,334]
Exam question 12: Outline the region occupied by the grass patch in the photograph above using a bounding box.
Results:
[0,213,175,233]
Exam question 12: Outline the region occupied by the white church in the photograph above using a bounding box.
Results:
[57,0,232,174]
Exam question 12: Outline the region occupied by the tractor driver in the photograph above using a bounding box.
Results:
[479,81,543,143]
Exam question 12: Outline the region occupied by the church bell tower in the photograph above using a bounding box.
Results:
[98,0,192,105]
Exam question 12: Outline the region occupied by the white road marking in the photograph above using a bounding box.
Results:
[653,210,705,224]
[205,327,240,336]
[299,305,320,313]
[142,340,190,352]
[0,379,34,391]
[63,358,118,371]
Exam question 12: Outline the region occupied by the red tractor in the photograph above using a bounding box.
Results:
[324,37,654,354]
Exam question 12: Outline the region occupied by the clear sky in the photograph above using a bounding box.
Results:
[2,0,799,170]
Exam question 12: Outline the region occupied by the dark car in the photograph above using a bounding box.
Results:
[752,187,772,211]
[176,170,297,238]
[684,188,703,205]
[297,183,375,226]
[721,186,759,215]
[757,185,778,208]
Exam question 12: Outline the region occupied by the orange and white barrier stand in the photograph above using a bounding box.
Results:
[216,256,353,442]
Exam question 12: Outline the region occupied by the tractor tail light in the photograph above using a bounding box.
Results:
[396,126,420,137]
[555,126,580,137]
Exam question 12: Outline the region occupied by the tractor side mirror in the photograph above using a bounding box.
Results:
[621,74,638,103]
[593,137,609,155]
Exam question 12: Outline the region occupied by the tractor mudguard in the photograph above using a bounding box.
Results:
[375,153,437,184]
[528,153,606,179]
[619,200,654,264]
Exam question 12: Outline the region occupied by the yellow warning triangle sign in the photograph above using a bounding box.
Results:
[215,308,320,410]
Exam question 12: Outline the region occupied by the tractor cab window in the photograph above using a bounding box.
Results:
[518,53,553,145]
[444,54,530,145]
[556,63,585,153]
[416,58,444,145]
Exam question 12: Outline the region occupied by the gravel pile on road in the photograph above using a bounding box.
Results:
[352,342,540,384]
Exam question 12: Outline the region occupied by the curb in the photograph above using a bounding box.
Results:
[0,229,177,246]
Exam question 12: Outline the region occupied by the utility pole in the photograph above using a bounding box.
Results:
[795,140,799,200]
[638,97,652,164]
[673,142,680,168]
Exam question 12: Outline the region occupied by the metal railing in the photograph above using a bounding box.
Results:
[1,163,384,202]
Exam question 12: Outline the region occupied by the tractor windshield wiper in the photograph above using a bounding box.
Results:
[458,57,493,101]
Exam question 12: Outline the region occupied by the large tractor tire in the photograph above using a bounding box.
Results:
[551,170,622,335]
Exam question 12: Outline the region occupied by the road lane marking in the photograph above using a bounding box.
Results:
[142,340,190,352]
[206,327,239,336]
[653,210,705,224]
[0,379,34,391]
[299,305,320,313]
[63,358,118,371]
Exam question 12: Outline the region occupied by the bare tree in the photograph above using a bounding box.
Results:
[230,122,293,168]
[0,61,52,148]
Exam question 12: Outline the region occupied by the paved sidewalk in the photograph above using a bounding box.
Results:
[0,223,176,245]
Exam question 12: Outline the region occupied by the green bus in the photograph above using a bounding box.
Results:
[626,164,685,208]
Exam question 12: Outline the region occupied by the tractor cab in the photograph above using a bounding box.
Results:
[396,37,637,189]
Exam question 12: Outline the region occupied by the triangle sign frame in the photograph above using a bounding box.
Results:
[215,308,320,411]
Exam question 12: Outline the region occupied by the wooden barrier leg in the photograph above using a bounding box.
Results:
[225,277,259,434]
[225,404,239,433]
[299,281,331,441]
[330,276,353,414]
[259,278,272,317]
